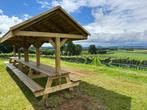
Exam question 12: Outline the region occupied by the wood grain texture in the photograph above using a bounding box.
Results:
[6,63,44,92]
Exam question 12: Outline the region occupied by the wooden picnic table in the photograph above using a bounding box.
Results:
[8,57,79,97]
[10,57,69,77]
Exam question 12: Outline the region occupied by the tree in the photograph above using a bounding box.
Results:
[0,43,13,53]
[66,41,76,55]
[97,48,107,54]
[62,41,82,55]
[75,44,82,55]
[88,45,97,54]
[61,43,67,55]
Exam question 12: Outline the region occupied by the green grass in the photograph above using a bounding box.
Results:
[105,50,147,60]
[0,57,147,110]
[82,49,147,60]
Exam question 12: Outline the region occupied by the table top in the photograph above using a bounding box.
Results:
[10,57,69,77]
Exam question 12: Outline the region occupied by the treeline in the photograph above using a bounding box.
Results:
[0,43,13,53]
[0,41,109,55]
[88,45,108,54]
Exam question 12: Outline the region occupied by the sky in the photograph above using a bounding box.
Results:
[0,0,147,47]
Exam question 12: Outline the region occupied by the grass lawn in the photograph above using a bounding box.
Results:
[0,57,147,110]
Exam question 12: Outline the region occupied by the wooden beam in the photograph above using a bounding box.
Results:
[35,82,79,97]
[60,38,67,47]
[55,38,61,74]
[48,39,55,47]
[0,31,14,43]
[14,31,86,39]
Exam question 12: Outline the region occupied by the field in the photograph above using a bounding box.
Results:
[0,50,147,110]
[82,49,147,60]
[103,50,147,60]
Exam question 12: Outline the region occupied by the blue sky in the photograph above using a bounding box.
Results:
[0,0,147,47]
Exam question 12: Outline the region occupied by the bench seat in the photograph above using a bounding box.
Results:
[6,63,44,93]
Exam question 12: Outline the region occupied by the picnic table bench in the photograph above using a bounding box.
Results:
[7,63,44,93]
[7,57,79,97]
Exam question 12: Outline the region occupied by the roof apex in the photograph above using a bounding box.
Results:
[10,6,90,35]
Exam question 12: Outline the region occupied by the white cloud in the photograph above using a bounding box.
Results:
[23,14,32,20]
[0,9,3,15]
[48,0,147,46]
[24,1,147,46]
[81,0,147,46]
[0,9,31,37]
[36,0,105,12]
[36,0,50,8]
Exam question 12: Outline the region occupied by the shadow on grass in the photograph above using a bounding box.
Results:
[7,67,131,110]
[79,81,131,110]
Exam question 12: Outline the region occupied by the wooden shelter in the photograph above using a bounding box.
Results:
[0,6,89,99]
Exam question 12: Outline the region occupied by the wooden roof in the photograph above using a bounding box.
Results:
[0,6,89,44]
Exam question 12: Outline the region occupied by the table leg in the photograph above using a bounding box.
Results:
[42,77,52,100]
[65,75,73,91]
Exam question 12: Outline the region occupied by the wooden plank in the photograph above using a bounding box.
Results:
[35,82,79,97]
[0,31,14,43]
[14,31,86,39]
[10,57,69,77]
[7,63,17,70]
[70,76,80,82]
[6,63,44,92]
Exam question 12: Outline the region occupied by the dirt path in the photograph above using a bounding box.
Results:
[63,66,94,78]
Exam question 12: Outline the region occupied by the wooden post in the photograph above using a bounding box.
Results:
[24,47,29,62]
[33,42,42,66]
[55,38,61,74]
[13,45,16,57]
[22,43,31,62]
[36,47,40,66]
[18,48,21,59]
